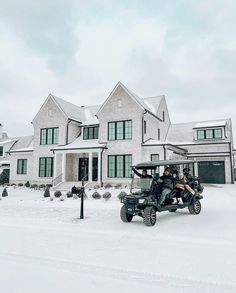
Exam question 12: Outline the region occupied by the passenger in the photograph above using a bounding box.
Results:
[159,167,175,205]
[176,172,195,195]
[132,168,152,179]
[183,168,194,182]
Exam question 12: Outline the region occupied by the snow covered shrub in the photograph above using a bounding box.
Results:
[46,184,52,188]
[54,191,62,198]
[18,183,23,187]
[66,191,73,198]
[103,192,111,200]
[118,191,127,201]
[39,184,46,190]
[30,184,38,189]
[115,183,122,189]
[25,181,30,188]
[92,191,101,199]
[93,184,100,189]
[104,183,112,189]
[60,196,65,201]
[43,187,50,198]
[2,188,8,197]
[73,194,79,200]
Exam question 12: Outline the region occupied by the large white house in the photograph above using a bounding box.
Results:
[6,82,235,188]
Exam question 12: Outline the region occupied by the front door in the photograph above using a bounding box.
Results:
[78,158,89,181]
[92,157,98,181]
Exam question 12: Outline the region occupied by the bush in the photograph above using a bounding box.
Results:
[39,184,46,189]
[93,184,100,190]
[46,184,52,188]
[30,184,38,189]
[118,191,127,201]
[2,187,8,197]
[115,183,122,189]
[92,191,101,199]
[54,191,62,198]
[66,191,73,198]
[43,187,50,198]
[104,183,112,189]
[60,196,65,201]
[103,192,111,200]
[18,183,23,187]
[25,181,30,188]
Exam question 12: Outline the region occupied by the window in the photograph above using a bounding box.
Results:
[83,126,99,140]
[39,157,54,177]
[108,155,132,178]
[17,159,27,174]
[151,154,159,174]
[197,128,223,140]
[0,146,3,156]
[108,120,132,140]
[40,128,59,145]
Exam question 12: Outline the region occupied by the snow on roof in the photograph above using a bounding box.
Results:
[52,135,106,151]
[81,116,99,126]
[193,120,227,129]
[10,136,34,152]
[0,160,10,165]
[52,95,101,123]
[0,138,18,145]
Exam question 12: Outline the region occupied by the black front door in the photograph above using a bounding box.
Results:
[92,157,98,181]
[79,158,89,181]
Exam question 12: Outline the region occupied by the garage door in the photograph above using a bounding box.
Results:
[198,161,225,184]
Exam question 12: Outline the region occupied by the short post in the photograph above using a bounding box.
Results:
[80,179,84,219]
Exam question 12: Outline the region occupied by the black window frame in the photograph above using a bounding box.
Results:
[197,128,223,140]
[108,120,132,141]
[40,127,59,145]
[108,155,132,178]
[17,159,27,175]
[83,126,99,140]
[39,157,54,177]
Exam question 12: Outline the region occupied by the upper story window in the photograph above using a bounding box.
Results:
[83,126,99,140]
[197,128,223,140]
[0,146,3,156]
[108,120,132,141]
[17,159,27,174]
[40,127,59,145]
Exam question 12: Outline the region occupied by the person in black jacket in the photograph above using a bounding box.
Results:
[159,167,175,205]
[132,168,152,179]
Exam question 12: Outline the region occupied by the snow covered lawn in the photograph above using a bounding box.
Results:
[0,185,236,293]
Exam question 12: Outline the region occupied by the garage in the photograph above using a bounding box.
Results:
[198,161,225,184]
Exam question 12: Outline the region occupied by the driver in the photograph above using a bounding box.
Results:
[132,168,152,179]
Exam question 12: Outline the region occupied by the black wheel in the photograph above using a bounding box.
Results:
[169,208,177,213]
[120,205,133,223]
[188,199,201,215]
[143,206,156,226]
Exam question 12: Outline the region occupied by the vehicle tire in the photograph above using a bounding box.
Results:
[143,206,156,226]
[169,208,177,213]
[188,199,201,215]
[120,205,133,223]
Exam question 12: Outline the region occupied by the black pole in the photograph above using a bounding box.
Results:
[80,178,84,219]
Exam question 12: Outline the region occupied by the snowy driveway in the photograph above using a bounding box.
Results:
[0,186,236,293]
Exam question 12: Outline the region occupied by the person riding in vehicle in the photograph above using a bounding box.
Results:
[175,172,195,195]
[158,167,175,205]
[132,168,152,179]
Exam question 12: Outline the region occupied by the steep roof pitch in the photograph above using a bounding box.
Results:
[9,136,34,153]
[96,82,164,118]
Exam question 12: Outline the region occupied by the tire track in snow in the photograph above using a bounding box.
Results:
[0,251,236,293]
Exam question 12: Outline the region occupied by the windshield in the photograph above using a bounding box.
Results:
[131,178,153,193]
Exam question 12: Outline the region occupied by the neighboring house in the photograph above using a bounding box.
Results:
[8,82,235,187]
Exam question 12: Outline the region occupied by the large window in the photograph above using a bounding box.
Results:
[40,128,59,145]
[39,157,54,177]
[108,155,132,178]
[197,128,223,140]
[108,120,132,140]
[83,126,99,140]
[151,154,159,174]
[0,146,3,156]
[17,159,27,174]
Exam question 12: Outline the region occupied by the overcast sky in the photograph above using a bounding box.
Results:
[0,0,236,141]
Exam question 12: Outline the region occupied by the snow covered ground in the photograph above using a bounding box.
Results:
[0,185,236,293]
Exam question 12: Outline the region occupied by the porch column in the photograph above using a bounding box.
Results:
[62,153,66,182]
[97,151,101,184]
[194,161,198,177]
[88,152,93,182]
[53,153,57,179]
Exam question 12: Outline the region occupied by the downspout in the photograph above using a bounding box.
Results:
[163,145,167,160]
[142,110,147,144]
[229,142,234,184]
[100,147,105,187]
[66,119,72,145]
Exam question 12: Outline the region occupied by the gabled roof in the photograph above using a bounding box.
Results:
[96,82,164,118]
[32,94,101,124]
[9,136,34,153]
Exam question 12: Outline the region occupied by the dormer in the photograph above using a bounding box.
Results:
[193,120,227,141]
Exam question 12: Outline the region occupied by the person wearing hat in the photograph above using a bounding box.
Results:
[159,166,175,205]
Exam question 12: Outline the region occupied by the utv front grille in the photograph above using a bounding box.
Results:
[125,197,137,204]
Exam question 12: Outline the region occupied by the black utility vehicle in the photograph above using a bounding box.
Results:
[120,160,204,226]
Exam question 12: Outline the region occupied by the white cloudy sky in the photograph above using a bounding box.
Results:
[0,0,236,140]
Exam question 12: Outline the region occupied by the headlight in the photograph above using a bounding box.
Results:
[138,199,146,204]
